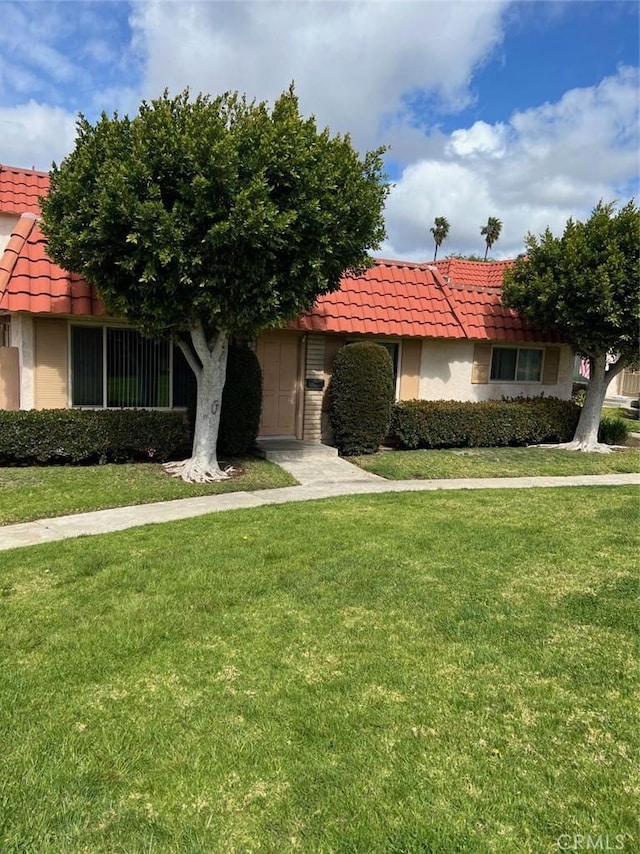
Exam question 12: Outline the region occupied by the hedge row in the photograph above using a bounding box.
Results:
[390,398,581,449]
[0,410,191,465]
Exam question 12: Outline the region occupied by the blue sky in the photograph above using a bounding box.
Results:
[1,0,638,259]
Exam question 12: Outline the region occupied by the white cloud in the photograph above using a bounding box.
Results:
[447,121,508,159]
[0,102,77,170]
[130,0,509,151]
[384,66,640,260]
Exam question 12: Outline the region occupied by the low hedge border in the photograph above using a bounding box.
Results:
[390,398,581,449]
[0,410,191,466]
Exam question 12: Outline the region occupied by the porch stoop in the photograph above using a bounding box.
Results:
[255,438,339,463]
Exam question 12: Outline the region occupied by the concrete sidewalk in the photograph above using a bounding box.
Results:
[1,453,638,552]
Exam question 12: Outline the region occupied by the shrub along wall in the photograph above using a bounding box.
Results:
[329,342,395,456]
[0,410,191,466]
[391,398,581,450]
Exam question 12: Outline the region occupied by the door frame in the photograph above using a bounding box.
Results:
[256,330,305,439]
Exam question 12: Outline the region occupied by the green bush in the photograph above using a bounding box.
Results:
[217,345,263,456]
[0,409,191,466]
[187,344,263,457]
[598,417,629,445]
[391,397,580,450]
[329,342,395,456]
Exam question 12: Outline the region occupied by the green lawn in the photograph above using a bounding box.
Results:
[1,487,637,853]
[352,446,640,480]
[0,458,296,526]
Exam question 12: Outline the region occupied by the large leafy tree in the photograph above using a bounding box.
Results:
[502,200,640,451]
[41,87,388,481]
[481,216,502,260]
[430,216,450,261]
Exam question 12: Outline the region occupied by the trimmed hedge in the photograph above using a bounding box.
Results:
[0,409,191,466]
[329,342,395,456]
[391,397,581,449]
[598,417,629,445]
[217,345,263,456]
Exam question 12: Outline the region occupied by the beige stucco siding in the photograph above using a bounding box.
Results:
[302,334,325,441]
[0,346,20,409]
[419,339,573,401]
[0,212,19,255]
[34,317,69,409]
[399,339,421,400]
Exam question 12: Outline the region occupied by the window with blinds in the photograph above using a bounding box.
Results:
[71,326,195,408]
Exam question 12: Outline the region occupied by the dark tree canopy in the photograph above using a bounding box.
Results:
[502,200,640,451]
[41,86,389,340]
[40,86,389,481]
[502,200,639,364]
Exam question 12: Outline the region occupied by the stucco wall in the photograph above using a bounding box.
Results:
[10,313,35,409]
[0,213,18,255]
[419,339,573,401]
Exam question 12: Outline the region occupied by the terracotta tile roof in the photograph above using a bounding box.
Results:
[0,214,103,316]
[0,164,50,216]
[290,259,466,339]
[0,165,559,344]
[431,258,560,343]
[433,258,515,288]
[442,282,561,343]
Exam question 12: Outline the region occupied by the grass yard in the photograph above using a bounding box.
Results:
[1,487,638,853]
[352,446,640,480]
[0,458,296,526]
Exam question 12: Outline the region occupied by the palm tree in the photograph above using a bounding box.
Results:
[430,216,450,261]
[480,216,502,260]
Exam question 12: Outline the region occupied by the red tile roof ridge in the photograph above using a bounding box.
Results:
[361,257,445,271]
[0,163,50,177]
[445,282,505,293]
[0,214,39,294]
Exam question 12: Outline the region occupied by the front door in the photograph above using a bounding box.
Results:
[256,332,300,436]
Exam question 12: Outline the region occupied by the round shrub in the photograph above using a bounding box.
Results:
[598,417,629,446]
[329,342,394,455]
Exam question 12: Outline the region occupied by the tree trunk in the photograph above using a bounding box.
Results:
[164,323,230,482]
[558,353,626,453]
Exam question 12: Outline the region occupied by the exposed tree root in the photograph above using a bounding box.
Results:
[530,441,615,454]
[163,458,235,483]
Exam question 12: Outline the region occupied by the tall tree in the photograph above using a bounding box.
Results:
[481,216,502,260]
[430,216,450,261]
[41,87,389,482]
[502,200,640,451]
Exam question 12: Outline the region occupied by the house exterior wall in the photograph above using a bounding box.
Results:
[419,339,573,401]
[398,339,421,400]
[0,346,19,409]
[10,313,35,409]
[34,317,69,409]
[0,212,18,255]
[611,368,640,398]
[302,334,325,441]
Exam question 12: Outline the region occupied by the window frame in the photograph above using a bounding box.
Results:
[68,322,189,410]
[489,345,545,384]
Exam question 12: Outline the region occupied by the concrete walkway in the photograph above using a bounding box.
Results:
[1,448,638,551]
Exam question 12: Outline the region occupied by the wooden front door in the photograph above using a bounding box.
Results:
[256,333,300,436]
